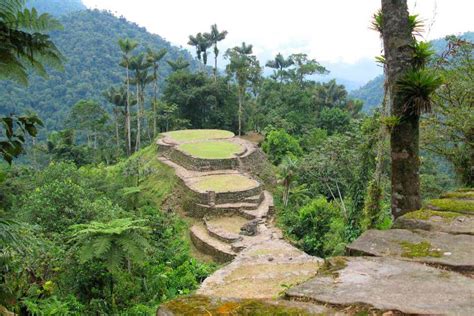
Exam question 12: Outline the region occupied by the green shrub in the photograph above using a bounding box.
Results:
[280,197,346,257]
[262,129,303,164]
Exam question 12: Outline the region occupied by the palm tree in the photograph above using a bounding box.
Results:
[118,38,138,156]
[167,57,190,72]
[146,48,167,138]
[129,53,151,152]
[204,24,228,79]
[188,33,211,71]
[225,42,261,136]
[265,53,294,82]
[104,86,127,152]
[279,156,298,207]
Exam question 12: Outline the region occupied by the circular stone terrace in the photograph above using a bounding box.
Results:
[177,140,245,159]
[158,129,258,171]
[161,129,235,144]
[188,174,260,193]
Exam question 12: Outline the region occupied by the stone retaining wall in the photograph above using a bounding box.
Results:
[157,138,262,172]
[185,184,263,206]
[167,147,239,171]
[190,229,235,263]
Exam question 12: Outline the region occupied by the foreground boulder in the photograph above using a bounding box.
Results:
[286,256,474,315]
[346,228,474,272]
[394,208,474,235]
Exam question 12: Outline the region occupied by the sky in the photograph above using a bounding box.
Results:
[81,0,473,84]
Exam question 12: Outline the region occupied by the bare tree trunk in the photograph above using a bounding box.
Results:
[238,87,243,136]
[381,0,420,218]
[135,83,141,152]
[114,110,120,154]
[214,44,218,80]
[152,69,158,138]
[126,67,131,156]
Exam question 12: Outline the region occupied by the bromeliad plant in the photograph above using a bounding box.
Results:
[396,39,443,116]
[373,10,443,117]
[397,69,443,115]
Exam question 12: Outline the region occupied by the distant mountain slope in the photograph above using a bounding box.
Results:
[27,0,86,16]
[350,31,473,112]
[0,9,199,132]
[349,75,384,111]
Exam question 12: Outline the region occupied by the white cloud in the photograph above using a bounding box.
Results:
[82,0,473,65]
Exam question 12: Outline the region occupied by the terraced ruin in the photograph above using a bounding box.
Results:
[157,129,474,315]
[157,129,321,291]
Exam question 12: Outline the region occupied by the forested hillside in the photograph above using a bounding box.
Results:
[27,0,85,15]
[351,31,474,112]
[0,9,199,133]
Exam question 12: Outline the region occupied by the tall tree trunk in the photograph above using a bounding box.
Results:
[152,68,158,138]
[135,83,141,152]
[125,66,131,156]
[238,87,243,136]
[114,109,120,154]
[381,0,420,218]
[213,44,218,80]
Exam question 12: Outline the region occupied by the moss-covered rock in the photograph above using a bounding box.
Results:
[427,198,474,214]
[394,208,474,235]
[158,295,327,315]
[399,241,442,258]
[403,209,461,221]
[440,190,474,200]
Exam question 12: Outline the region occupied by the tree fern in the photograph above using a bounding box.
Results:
[69,218,150,272]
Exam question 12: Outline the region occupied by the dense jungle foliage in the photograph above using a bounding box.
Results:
[1,0,472,313]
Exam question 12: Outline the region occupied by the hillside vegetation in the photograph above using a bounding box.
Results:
[0,9,199,133]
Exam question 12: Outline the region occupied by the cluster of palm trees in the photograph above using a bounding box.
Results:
[104,39,190,156]
[187,24,228,77]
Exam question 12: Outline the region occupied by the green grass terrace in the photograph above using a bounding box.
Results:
[178,140,244,159]
[162,129,235,143]
[190,174,259,193]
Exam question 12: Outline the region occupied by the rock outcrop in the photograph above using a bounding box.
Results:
[287,189,474,314]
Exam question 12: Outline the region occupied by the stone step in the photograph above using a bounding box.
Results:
[240,191,274,220]
[199,201,259,211]
[243,193,264,204]
[204,216,249,244]
[393,209,474,235]
[346,228,474,272]
[190,224,236,263]
[285,256,474,315]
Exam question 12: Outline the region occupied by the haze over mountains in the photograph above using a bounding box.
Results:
[2,0,471,131]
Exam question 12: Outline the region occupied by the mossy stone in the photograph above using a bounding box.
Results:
[428,198,474,214]
[399,241,442,258]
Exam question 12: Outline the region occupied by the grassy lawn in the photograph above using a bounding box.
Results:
[192,174,258,192]
[163,129,234,143]
[178,141,243,159]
